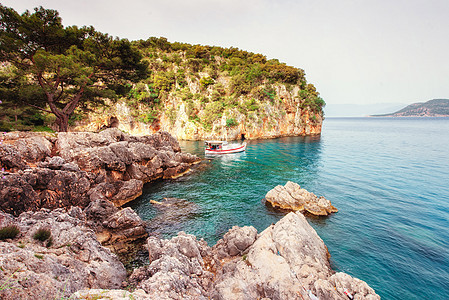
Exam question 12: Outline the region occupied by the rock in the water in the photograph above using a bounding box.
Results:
[147,198,201,235]
[265,181,338,216]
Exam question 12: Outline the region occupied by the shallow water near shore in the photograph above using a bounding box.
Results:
[129,117,449,299]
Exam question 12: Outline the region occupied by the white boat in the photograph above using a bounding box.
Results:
[205,140,246,154]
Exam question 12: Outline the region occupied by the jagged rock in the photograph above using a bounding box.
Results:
[0,168,92,216]
[0,208,126,300]
[83,197,148,258]
[212,212,378,300]
[124,211,379,300]
[85,198,119,221]
[1,129,200,213]
[0,172,38,216]
[213,225,258,258]
[98,207,148,255]
[86,179,143,207]
[128,232,214,300]
[53,128,200,205]
[0,132,53,166]
[265,181,338,216]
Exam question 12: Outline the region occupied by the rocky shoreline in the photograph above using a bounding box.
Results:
[0,128,200,216]
[0,130,379,299]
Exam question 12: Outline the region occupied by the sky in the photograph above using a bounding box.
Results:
[3,0,449,111]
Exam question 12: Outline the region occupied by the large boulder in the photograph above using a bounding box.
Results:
[1,129,200,216]
[265,181,338,216]
[0,132,53,171]
[212,212,378,300]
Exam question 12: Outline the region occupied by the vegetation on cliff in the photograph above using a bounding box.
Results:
[0,5,325,137]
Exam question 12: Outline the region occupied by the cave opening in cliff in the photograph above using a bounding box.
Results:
[241,134,246,140]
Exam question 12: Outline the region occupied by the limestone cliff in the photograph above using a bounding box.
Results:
[72,38,324,140]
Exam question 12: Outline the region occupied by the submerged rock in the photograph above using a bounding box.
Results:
[147,198,201,236]
[265,181,338,216]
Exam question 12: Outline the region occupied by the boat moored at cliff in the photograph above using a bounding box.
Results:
[205,141,246,154]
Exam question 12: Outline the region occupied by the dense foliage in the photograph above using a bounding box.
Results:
[125,37,325,131]
[0,5,147,131]
[0,5,325,132]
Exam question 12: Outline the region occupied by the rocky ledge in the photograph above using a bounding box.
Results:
[72,211,379,300]
[0,128,200,215]
[265,181,338,216]
[0,203,378,299]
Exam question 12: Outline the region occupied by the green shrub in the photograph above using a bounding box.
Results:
[176,69,187,88]
[245,99,260,111]
[139,111,157,124]
[202,101,224,130]
[153,71,175,92]
[46,236,53,248]
[31,125,54,133]
[33,227,51,242]
[199,76,215,88]
[34,254,44,259]
[231,74,251,96]
[0,225,20,240]
[226,118,238,128]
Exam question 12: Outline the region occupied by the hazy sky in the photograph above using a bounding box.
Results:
[3,0,449,106]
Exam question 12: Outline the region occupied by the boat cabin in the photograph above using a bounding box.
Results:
[205,141,228,150]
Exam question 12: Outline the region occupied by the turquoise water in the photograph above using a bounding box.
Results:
[129,117,449,299]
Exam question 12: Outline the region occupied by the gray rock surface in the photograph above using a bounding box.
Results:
[0,129,201,216]
[55,128,199,186]
[119,211,379,300]
[128,232,215,300]
[265,181,338,215]
[0,208,126,300]
[72,289,151,299]
[212,212,378,300]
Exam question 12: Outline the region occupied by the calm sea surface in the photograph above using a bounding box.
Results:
[129,117,449,299]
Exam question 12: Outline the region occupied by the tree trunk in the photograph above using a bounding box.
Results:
[56,114,69,132]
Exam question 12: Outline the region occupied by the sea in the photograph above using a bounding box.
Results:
[129,117,449,299]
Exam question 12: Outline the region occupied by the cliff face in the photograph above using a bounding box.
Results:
[74,84,322,140]
[71,38,324,140]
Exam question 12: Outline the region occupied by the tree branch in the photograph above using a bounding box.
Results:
[23,102,53,114]
[55,81,64,101]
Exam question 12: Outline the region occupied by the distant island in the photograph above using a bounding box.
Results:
[371,99,449,117]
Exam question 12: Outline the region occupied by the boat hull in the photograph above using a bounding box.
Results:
[205,143,246,155]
